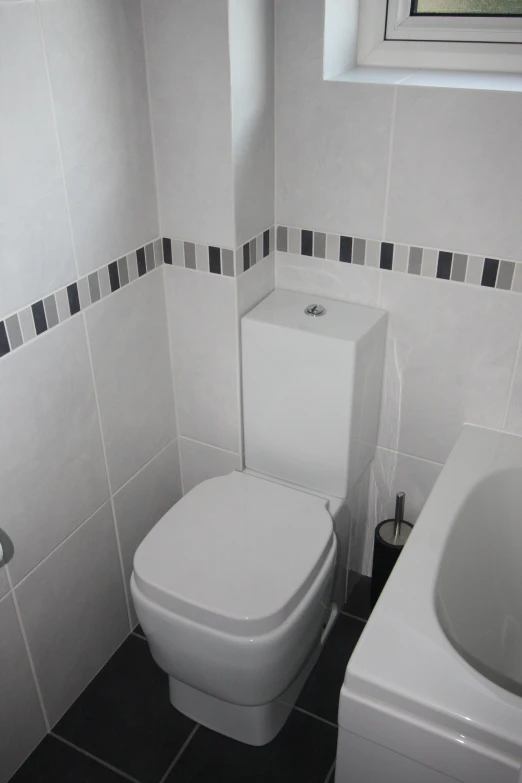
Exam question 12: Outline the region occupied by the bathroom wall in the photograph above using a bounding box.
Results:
[0,2,179,779]
[275,0,522,572]
[143,0,276,492]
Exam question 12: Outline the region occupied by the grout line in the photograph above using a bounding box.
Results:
[112,435,178,498]
[50,733,143,783]
[226,0,238,252]
[6,568,50,731]
[233,270,244,461]
[292,705,338,730]
[158,725,199,783]
[324,760,336,783]
[376,444,444,467]
[161,265,185,495]
[179,434,241,458]
[381,84,398,241]
[82,312,133,632]
[501,327,522,431]
[132,630,147,641]
[340,610,368,624]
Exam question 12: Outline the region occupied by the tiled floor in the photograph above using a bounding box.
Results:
[11,572,372,783]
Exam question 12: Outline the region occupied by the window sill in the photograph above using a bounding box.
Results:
[330,66,522,92]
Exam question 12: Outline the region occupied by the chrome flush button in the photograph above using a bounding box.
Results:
[305,304,326,317]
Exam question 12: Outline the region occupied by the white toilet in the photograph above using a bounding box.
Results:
[131,289,386,745]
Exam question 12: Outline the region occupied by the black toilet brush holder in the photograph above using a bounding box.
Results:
[371,492,413,608]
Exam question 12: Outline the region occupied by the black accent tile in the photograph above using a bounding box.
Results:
[243,242,250,272]
[339,236,353,263]
[0,321,10,357]
[297,614,364,723]
[301,229,313,257]
[10,735,126,783]
[163,237,172,265]
[167,710,337,783]
[31,300,48,335]
[54,635,196,783]
[263,229,270,258]
[67,283,80,316]
[380,242,394,270]
[345,571,372,621]
[482,257,499,287]
[137,247,147,277]
[108,261,120,292]
[437,251,453,280]
[209,246,221,274]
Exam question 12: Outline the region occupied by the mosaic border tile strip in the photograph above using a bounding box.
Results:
[0,238,164,361]
[276,225,522,294]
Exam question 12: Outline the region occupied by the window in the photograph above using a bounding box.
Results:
[355,0,522,74]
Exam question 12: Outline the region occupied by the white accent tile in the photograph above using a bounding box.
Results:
[195,243,209,272]
[77,276,91,309]
[237,253,275,317]
[153,238,163,266]
[15,502,128,726]
[18,307,36,343]
[127,251,139,283]
[113,440,182,625]
[0,1,75,317]
[288,227,301,255]
[0,594,46,782]
[55,287,71,323]
[0,316,109,585]
[275,252,380,308]
[166,267,240,453]
[365,240,381,268]
[466,255,484,285]
[39,0,158,276]
[421,248,438,278]
[379,273,522,463]
[392,244,409,273]
[86,270,176,492]
[325,234,340,262]
[179,438,241,495]
[98,266,111,298]
[511,262,522,293]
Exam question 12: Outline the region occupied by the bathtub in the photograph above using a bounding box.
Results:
[336,425,522,783]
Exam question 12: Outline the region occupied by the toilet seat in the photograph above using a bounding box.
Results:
[133,471,335,637]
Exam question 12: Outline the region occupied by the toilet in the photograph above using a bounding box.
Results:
[131,289,386,746]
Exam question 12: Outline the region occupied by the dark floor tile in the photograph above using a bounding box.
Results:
[166,710,336,783]
[344,570,372,620]
[54,635,195,783]
[10,735,127,782]
[297,614,364,724]
[133,624,146,639]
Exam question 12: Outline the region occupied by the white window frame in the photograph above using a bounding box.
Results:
[357,0,522,73]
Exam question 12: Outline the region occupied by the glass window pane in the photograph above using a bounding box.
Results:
[412,0,522,13]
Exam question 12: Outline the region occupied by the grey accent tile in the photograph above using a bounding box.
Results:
[98,266,112,298]
[127,252,139,283]
[145,243,155,271]
[408,246,423,274]
[277,226,288,252]
[314,232,326,259]
[269,225,275,254]
[325,234,340,261]
[168,239,182,267]
[88,272,101,303]
[5,314,23,350]
[512,263,522,293]
[43,294,59,329]
[249,237,257,265]
[451,253,468,282]
[195,244,208,272]
[117,257,129,287]
[153,238,163,266]
[421,248,438,277]
[393,244,409,273]
[256,233,263,262]
[497,260,516,290]
[353,238,366,265]
[288,227,301,255]
[222,249,234,277]
[77,276,91,309]
[55,288,71,322]
[18,307,37,342]
[184,242,196,270]
[466,255,484,285]
[365,240,381,268]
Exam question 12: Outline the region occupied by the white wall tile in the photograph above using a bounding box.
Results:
[0,318,109,585]
[275,252,381,307]
[86,269,176,492]
[275,0,394,238]
[237,254,276,317]
[0,569,9,601]
[40,0,158,275]
[229,0,275,246]
[379,273,522,464]
[504,343,522,436]
[113,439,182,625]
[15,502,129,727]
[143,0,235,247]
[0,594,47,783]
[387,86,522,260]
[0,1,75,317]
[179,438,242,495]
[166,267,241,453]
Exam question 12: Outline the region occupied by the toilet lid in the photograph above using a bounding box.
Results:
[133,471,335,636]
